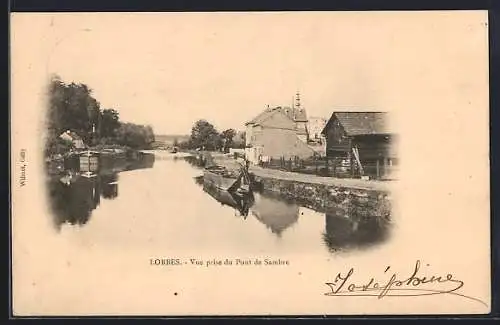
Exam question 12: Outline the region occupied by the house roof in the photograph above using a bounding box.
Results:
[60,130,83,140]
[246,107,275,125]
[321,112,392,136]
[246,106,308,125]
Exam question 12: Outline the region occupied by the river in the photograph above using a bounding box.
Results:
[45,150,391,257]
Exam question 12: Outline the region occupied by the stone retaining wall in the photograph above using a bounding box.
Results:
[252,174,392,222]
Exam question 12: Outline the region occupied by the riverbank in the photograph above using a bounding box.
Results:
[203,151,391,191]
[188,151,393,220]
[251,170,391,220]
[45,146,155,177]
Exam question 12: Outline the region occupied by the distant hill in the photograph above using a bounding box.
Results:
[154,134,190,144]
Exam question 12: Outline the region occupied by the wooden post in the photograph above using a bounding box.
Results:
[349,139,354,178]
[349,153,354,178]
[325,156,329,176]
[376,159,380,179]
[288,158,292,171]
[333,157,337,177]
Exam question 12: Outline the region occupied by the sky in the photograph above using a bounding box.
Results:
[30,11,488,135]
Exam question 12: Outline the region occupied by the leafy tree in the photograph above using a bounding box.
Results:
[232,131,246,149]
[221,128,236,152]
[189,120,222,151]
[46,76,101,147]
[44,137,74,157]
[45,76,156,155]
[100,109,120,139]
[115,123,155,149]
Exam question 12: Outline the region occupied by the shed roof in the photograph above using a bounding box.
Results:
[322,112,392,136]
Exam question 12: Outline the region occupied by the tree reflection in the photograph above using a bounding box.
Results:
[322,204,391,253]
[48,175,102,228]
[47,152,155,229]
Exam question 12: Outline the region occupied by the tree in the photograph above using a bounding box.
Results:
[115,123,156,149]
[232,131,246,149]
[46,77,101,147]
[221,128,236,152]
[45,76,156,155]
[100,109,120,139]
[189,120,222,151]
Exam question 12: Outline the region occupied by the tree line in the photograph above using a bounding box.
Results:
[176,119,245,152]
[46,76,155,156]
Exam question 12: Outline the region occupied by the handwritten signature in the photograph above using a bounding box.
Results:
[324,260,487,307]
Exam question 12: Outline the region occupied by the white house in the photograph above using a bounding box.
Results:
[244,105,313,164]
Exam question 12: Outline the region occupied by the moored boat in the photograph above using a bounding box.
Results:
[203,182,254,217]
[203,162,251,194]
[203,165,241,192]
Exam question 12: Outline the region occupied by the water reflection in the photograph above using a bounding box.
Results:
[201,182,254,217]
[322,206,391,253]
[193,171,391,249]
[250,194,299,237]
[46,152,391,256]
[48,174,101,227]
[100,173,119,199]
[46,152,155,229]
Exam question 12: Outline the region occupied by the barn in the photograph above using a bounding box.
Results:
[320,112,398,180]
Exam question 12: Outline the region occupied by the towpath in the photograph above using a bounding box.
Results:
[207,153,393,192]
[249,165,392,192]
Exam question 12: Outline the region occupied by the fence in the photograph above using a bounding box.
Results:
[258,156,398,180]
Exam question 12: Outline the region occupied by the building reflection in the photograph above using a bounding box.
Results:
[100,173,119,199]
[322,204,390,252]
[194,176,300,236]
[47,152,155,229]
[250,193,299,237]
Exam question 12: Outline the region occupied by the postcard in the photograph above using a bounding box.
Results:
[10,11,490,316]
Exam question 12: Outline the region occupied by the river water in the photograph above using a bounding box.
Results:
[46,151,390,258]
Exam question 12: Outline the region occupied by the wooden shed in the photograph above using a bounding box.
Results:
[320,112,397,180]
